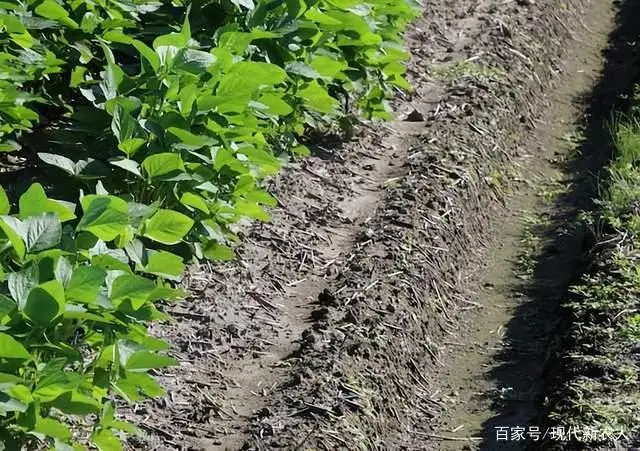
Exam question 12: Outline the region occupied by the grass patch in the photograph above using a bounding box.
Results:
[542,91,640,449]
[562,130,586,156]
[537,180,572,203]
[431,59,506,82]
[515,213,550,279]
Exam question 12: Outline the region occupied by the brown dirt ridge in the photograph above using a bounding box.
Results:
[120,0,627,450]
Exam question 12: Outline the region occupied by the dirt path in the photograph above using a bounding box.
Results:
[211,120,427,450]
[121,0,626,450]
[427,2,620,449]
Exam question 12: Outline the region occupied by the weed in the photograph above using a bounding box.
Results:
[537,180,572,203]
[514,213,549,278]
[561,130,586,155]
[544,88,640,447]
[431,59,506,82]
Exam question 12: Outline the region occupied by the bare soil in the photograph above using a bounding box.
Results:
[120,0,627,450]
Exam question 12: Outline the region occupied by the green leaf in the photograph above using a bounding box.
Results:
[218,30,278,54]
[91,254,129,273]
[51,390,100,415]
[111,104,138,145]
[150,286,185,302]
[305,7,343,25]
[77,196,129,242]
[286,0,306,18]
[0,187,10,215]
[124,239,145,266]
[7,265,38,309]
[35,0,79,28]
[143,209,194,245]
[132,40,161,74]
[101,401,138,434]
[0,333,30,360]
[63,304,113,323]
[178,83,198,117]
[203,242,235,261]
[53,439,81,451]
[66,266,107,304]
[0,140,21,153]
[99,42,125,100]
[21,213,62,253]
[141,153,185,180]
[92,429,123,451]
[37,153,75,174]
[198,95,248,114]
[109,158,142,177]
[71,42,93,64]
[117,138,146,157]
[173,48,216,74]
[230,0,254,9]
[34,416,72,441]
[9,383,32,404]
[0,391,28,414]
[37,154,106,180]
[152,32,189,51]
[54,256,73,287]
[70,66,87,88]
[237,146,281,175]
[125,351,176,371]
[111,275,156,310]
[80,11,99,33]
[24,280,65,326]
[309,55,347,79]
[255,93,293,116]
[128,202,157,229]
[143,250,185,281]
[179,192,209,213]
[285,61,322,79]
[234,200,270,222]
[299,81,340,114]
[103,31,160,74]
[114,371,164,401]
[292,144,311,157]
[34,359,79,401]
[217,62,287,96]
[0,294,16,320]
[19,183,76,222]
[167,128,216,150]
[0,217,25,259]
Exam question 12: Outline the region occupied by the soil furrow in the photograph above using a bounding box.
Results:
[213,121,426,450]
[241,0,617,450]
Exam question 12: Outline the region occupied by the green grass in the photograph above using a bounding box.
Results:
[431,59,506,82]
[514,213,549,279]
[543,91,640,448]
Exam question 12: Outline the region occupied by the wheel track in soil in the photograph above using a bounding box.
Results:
[120,0,622,450]
[427,2,624,449]
[213,120,428,450]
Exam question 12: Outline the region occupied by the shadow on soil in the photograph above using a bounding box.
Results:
[480,1,640,450]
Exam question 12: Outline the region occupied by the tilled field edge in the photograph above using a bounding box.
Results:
[239,0,609,450]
